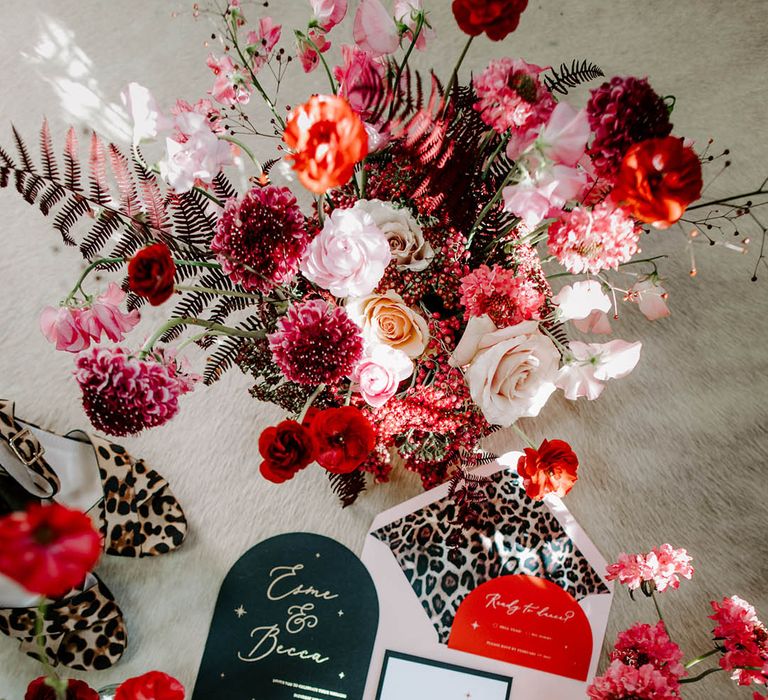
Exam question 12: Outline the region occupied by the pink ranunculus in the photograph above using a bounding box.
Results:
[537,101,591,167]
[40,306,90,353]
[246,17,282,71]
[552,280,611,322]
[206,53,252,106]
[556,339,642,400]
[300,206,392,298]
[298,29,332,73]
[629,278,671,321]
[121,83,168,145]
[351,344,413,407]
[334,44,385,120]
[79,283,141,343]
[354,0,400,57]
[160,112,233,192]
[310,0,348,31]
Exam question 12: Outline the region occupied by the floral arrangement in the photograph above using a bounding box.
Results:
[1,0,766,507]
[587,544,768,699]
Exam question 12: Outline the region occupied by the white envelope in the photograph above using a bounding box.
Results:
[361,452,614,700]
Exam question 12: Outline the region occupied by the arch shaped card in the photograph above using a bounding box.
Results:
[448,574,593,681]
[192,532,379,700]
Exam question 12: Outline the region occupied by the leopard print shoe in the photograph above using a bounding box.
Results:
[0,574,127,671]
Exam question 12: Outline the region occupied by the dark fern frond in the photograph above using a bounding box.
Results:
[211,171,238,203]
[52,196,91,246]
[543,59,605,96]
[162,268,232,342]
[327,470,367,508]
[22,172,45,205]
[38,183,66,216]
[262,157,280,175]
[39,119,59,181]
[203,317,264,385]
[12,125,36,173]
[63,127,82,193]
[205,294,259,331]
[169,188,218,249]
[80,211,123,260]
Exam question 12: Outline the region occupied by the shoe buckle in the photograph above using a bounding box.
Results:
[9,429,45,466]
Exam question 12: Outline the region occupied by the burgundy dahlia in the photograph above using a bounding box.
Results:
[211,185,309,292]
[268,299,364,385]
[74,346,199,436]
[587,76,672,180]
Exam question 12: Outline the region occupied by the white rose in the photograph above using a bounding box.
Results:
[451,316,560,427]
[353,199,434,272]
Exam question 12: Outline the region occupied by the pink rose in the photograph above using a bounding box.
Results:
[351,344,413,407]
[334,45,385,120]
[353,0,400,57]
[310,0,348,31]
[300,207,392,297]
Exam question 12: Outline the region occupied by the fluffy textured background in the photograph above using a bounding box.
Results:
[0,1,767,698]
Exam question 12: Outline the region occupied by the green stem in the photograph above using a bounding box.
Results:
[651,590,665,624]
[443,35,474,112]
[684,648,720,669]
[392,14,425,105]
[192,185,225,208]
[174,284,264,301]
[511,424,537,450]
[298,384,326,423]
[220,134,262,171]
[65,258,124,302]
[177,330,229,352]
[139,317,266,358]
[679,667,724,683]
[299,31,337,94]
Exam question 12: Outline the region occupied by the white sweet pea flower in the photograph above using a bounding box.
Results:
[553,280,612,322]
[629,278,671,321]
[121,82,167,145]
[556,340,642,400]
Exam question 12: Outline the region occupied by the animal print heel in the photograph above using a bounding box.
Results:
[78,433,188,558]
[0,574,127,671]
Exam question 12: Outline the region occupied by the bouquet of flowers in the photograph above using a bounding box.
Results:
[1,0,765,506]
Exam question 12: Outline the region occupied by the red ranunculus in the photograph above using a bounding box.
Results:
[114,671,185,700]
[0,503,102,598]
[612,136,703,229]
[26,677,99,700]
[258,420,316,483]
[517,439,579,500]
[310,406,375,474]
[127,243,176,305]
[451,0,529,41]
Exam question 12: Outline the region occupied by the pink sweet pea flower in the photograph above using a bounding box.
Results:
[354,0,400,57]
[556,339,642,400]
[552,280,611,322]
[297,29,331,73]
[628,278,671,321]
[537,102,590,167]
[246,17,282,71]
[79,283,141,344]
[206,53,252,106]
[310,0,348,31]
[351,344,413,407]
[334,44,385,120]
[574,310,612,335]
[394,0,433,49]
[40,306,90,353]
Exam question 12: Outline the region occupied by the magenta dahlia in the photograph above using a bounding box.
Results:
[74,346,199,436]
[211,185,308,292]
[587,76,672,180]
[459,264,544,327]
[268,299,364,385]
[547,202,640,274]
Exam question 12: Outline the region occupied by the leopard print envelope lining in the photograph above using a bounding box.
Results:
[371,470,609,643]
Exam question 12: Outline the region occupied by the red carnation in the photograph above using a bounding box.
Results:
[258,420,316,483]
[612,136,703,229]
[127,243,176,305]
[26,677,98,700]
[0,503,102,598]
[114,671,185,700]
[517,439,579,500]
[451,0,529,41]
[310,406,375,474]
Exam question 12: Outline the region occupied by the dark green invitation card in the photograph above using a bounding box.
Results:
[192,532,380,700]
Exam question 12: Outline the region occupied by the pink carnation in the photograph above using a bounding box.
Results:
[611,622,686,685]
[473,58,555,137]
[459,264,545,327]
[588,660,680,699]
[268,299,364,385]
[547,202,640,274]
[211,186,309,293]
[74,346,199,436]
[606,545,693,594]
[40,283,140,353]
[710,596,768,687]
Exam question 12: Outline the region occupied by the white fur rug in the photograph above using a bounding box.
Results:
[1,2,766,698]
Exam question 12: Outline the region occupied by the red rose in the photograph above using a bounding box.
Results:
[612,136,703,229]
[127,243,176,305]
[114,671,185,700]
[0,503,102,598]
[517,439,579,500]
[26,677,98,700]
[451,0,529,41]
[258,420,316,483]
[310,406,375,474]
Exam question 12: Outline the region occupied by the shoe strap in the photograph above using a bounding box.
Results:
[0,400,60,499]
